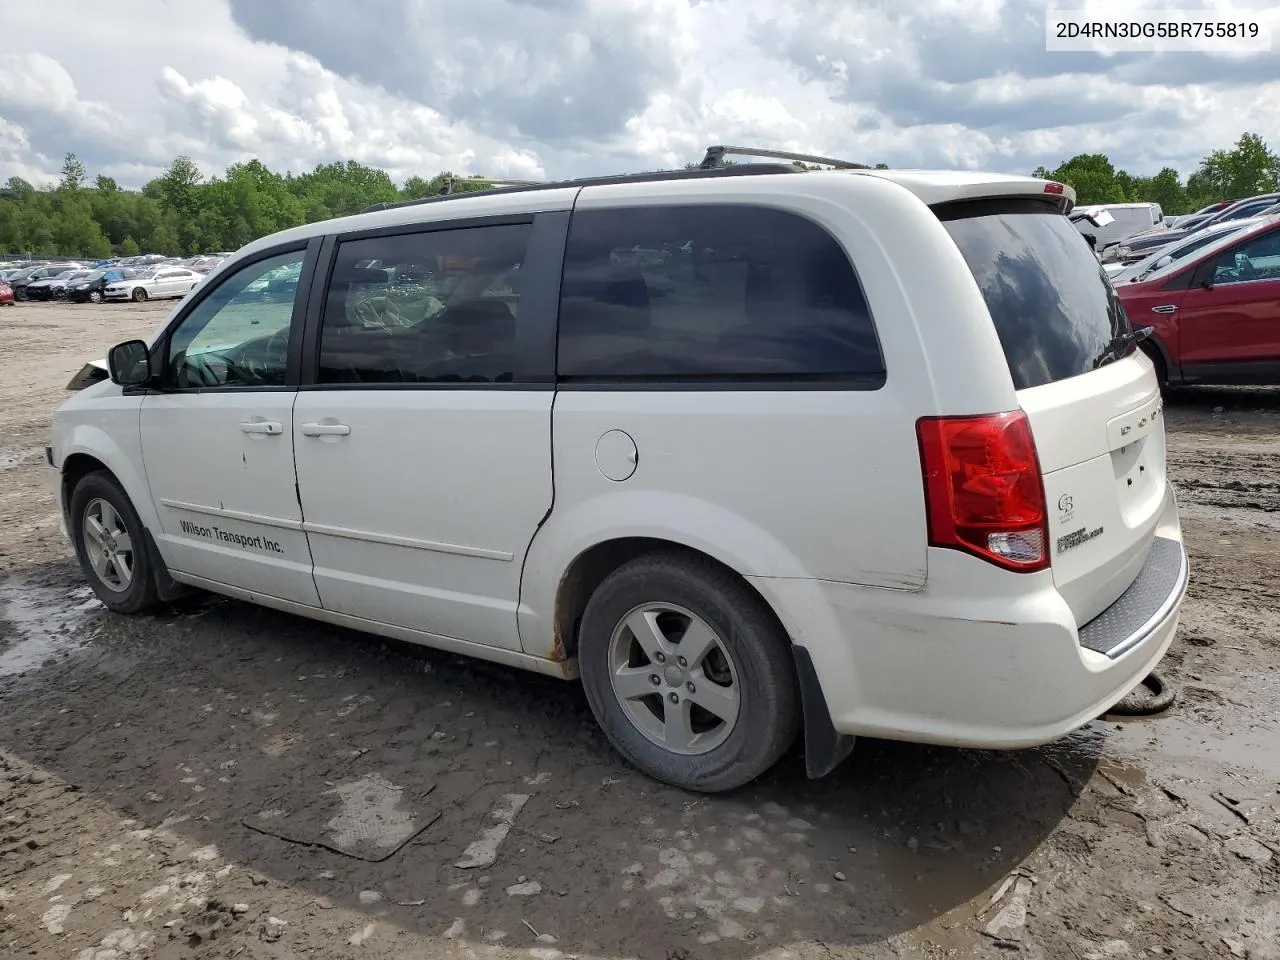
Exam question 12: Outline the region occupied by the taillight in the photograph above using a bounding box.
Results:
[916,411,1049,573]
[1044,182,1065,195]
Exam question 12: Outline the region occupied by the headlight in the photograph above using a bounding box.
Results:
[1117,246,1132,259]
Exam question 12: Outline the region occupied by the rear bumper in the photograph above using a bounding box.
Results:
[751,486,1187,750]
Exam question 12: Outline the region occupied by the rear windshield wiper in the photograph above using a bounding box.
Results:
[1093,325,1154,369]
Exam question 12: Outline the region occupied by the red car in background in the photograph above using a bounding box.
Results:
[0,281,14,306]
[1115,216,1280,386]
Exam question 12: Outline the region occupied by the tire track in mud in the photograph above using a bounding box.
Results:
[1168,442,1280,514]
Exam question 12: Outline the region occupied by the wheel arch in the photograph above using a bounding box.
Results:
[533,533,852,780]
[550,536,792,662]
[1139,333,1173,385]
[518,491,813,663]
[60,447,185,602]
[57,428,163,540]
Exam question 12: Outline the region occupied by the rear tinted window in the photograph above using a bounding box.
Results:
[317,223,532,384]
[937,199,1131,390]
[558,204,884,384]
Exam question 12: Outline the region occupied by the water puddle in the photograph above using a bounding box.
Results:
[1100,668,1280,783]
[0,579,101,678]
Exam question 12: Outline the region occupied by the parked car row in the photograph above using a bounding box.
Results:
[1074,194,1280,269]
[1114,211,1280,388]
[0,254,227,303]
[0,257,225,302]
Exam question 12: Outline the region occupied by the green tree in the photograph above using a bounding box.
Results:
[291,160,398,217]
[59,153,87,192]
[1040,153,1127,205]
[3,176,35,201]
[1187,132,1279,204]
[1143,167,1186,213]
[120,237,141,257]
[401,175,437,200]
[157,156,203,217]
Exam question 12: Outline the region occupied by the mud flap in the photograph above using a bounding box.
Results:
[791,645,855,778]
[142,527,190,603]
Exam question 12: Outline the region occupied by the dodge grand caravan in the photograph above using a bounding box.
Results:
[49,146,1188,793]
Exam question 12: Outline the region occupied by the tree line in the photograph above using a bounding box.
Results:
[1032,131,1278,213]
[0,156,497,259]
[2,131,1277,259]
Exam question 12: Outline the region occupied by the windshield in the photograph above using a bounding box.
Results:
[937,199,1132,390]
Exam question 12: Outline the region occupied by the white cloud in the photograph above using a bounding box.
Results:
[0,0,1276,191]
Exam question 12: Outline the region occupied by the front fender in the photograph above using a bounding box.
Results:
[516,489,811,660]
[55,415,160,539]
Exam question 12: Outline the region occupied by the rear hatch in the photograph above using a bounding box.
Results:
[937,198,1167,626]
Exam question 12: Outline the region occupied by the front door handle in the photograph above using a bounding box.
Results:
[300,422,352,437]
[240,420,283,435]
[1151,304,1178,314]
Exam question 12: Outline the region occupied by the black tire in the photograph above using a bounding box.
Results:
[1104,670,1177,717]
[69,470,160,614]
[131,287,148,302]
[88,290,103,303]
[14,287,27,301]
[578,551,801,793]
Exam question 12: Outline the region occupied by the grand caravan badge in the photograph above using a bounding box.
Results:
[1057,525,1104,555]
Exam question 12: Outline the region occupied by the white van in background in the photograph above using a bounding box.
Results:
[1073,202,1165,252]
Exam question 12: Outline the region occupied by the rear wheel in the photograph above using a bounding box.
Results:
[131,287,148,302]
[69,471,160,614]
[578,552,801,793]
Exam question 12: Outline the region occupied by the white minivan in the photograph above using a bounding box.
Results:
[49,147,1188,792]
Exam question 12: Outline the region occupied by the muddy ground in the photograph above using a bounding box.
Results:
[1,300,1277,960]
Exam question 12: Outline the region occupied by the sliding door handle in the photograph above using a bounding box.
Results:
[300,422,351,437]
[240,420,283,435]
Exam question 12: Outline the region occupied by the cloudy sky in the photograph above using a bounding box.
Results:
[1,0,1277,189]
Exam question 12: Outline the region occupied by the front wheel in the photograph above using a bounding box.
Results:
[69,471,160,614]
[131,287,148,302]
[578,552,801,793]
[14,287,27,301]
[88,290,103,303]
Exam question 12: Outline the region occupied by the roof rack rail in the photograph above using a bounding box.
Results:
[698,145,871,171]
[436,175,545,197]
[360,162,801,214]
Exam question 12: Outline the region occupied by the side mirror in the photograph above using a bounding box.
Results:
[107,339,152,386]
